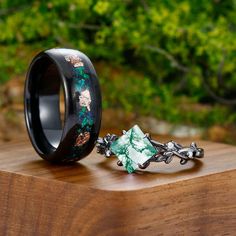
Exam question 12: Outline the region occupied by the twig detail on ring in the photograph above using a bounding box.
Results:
[96,125,204,173]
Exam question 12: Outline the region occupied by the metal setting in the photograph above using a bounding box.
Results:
[96,126,204,173]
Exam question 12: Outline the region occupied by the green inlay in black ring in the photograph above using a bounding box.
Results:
[24,48,102,163]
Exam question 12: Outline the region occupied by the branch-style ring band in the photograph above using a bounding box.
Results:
[96,125,204,173]
[24,48,102,163]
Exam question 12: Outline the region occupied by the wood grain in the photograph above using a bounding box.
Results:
[0,138,236,235]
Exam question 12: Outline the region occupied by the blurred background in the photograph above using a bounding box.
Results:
[0,0,236,144]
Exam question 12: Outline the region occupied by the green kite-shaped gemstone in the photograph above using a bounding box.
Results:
[110,125,157,173]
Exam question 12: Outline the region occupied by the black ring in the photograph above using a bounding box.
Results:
[24,48,102,163]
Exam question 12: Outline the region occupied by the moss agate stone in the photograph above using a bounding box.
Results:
[110,125,157,173]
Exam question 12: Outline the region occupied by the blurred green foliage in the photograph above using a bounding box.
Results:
[0,0,236,126]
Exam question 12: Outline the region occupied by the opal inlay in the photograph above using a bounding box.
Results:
[79,89,91,111]
[65,54,94,159]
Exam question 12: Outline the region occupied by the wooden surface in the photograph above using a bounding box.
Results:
[0,138,236,235]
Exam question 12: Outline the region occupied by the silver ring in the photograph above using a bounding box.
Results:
[96,125,204,173]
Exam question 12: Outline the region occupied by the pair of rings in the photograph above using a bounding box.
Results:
[24,48,204,173]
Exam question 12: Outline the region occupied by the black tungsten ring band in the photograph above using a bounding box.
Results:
[24,48,102,163]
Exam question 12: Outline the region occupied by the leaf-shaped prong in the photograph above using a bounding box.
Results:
[196,148,204,158]
[117,160,123,166]
[180,159,188,165]
[138,161,150,169]
[144,133,151,139]
[165,155,173,164]
[105,149,112,157]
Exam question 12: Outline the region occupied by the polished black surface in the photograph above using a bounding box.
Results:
[24,48,102,162]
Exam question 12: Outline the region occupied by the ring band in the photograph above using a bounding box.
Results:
[24,48,102,163]
[96,125,204,173]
